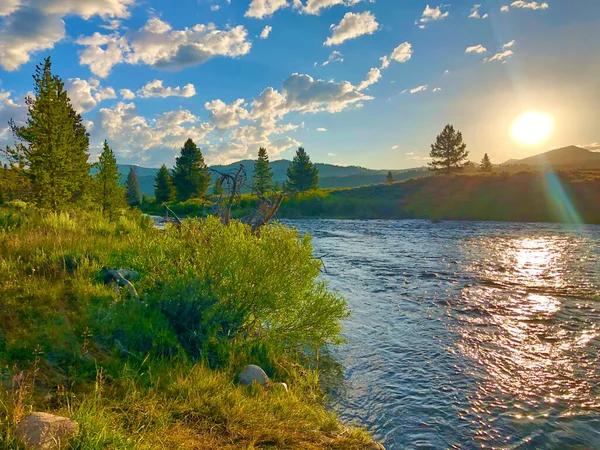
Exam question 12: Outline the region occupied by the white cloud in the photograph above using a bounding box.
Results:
[433,87,441,92]
[484,50,513,63]
[582,143,600,152]
[357,67,381,91]
[390,42,413,63]
[0,91,26,139]
[509,1,549,10]
[294,0,374,15]
[260,25,273,39]
[41,0,135,19]
[379,55,390,69]
[501,5,510,12]
[390,145,399,150]
[321,50,344,66]
[409,85,428,94]
[120,89,135,100]
[324,11,379,46]
[211,4,220,11]
[76,18,252,77]
[137,80,196,98]
[245,0,289,19]
[316,128,327,132]
[205,98,250,130]
[65,78,117,113]
[417,5,449,27]
[503,40,516,49]
[468,4,488,19]
[0,0,20,17]
[466,44,487,54]
[327,152,336,156]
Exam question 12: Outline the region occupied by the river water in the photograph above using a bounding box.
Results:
[286,219,600,450]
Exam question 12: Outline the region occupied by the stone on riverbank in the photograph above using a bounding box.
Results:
[17,412,79,450]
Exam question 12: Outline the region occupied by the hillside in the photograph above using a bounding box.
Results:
[501,145,600,168]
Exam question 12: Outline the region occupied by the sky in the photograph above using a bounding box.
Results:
[0,0,599,169]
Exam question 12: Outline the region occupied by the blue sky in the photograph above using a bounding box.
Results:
[0,0,599,169]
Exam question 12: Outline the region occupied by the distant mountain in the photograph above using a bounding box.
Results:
[118,160,429,197]
[501,146,600,168]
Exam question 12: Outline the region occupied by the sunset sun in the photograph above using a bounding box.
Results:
[511,111,554,146]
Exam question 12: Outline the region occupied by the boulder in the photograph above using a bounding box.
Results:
[239,364,269,386]
[17,412,79,450]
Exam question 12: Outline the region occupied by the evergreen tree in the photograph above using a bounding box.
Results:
[286,147,319,192]
[172,138,211,201]
[154,164,174,203]
[8,57,91,210]
[428,124,469,175]
[212,178,224,196]
[125,167,141,207]
[273,181,281,192]
[386,171,394,183]
[94,140,124,217]
[480,153,493,173]
[252,147,274,193]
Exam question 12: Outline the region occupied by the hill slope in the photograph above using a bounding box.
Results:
[501,146,600,168]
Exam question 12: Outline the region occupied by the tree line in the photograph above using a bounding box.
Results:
[0,57,321,216]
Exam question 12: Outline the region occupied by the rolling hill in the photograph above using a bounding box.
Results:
[501,145,600,169]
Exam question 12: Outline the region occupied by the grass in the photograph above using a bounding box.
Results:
[0,206,373,449]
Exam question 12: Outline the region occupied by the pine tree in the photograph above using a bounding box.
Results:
[286,147,319,192]
[480,153,493,173]
[154,164,174,203]
[8,57,91,210]
[386,171,394,183]
[273,181,281,192]
[125,167,141,207]
[252,147,273,193]
[428,124,469,175]
[94,140,124,217]
[172,138,211,201]
[212,178,224,196]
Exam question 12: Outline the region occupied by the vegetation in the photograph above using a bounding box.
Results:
[386,171,393,184]
[429,124,469,175]
[480,153,492,173]
[0,208,371,449]
[94,140,125,217]
[125,167,141,207]
[172,138,211,201]
[286,148,319,192]
[153,164,174,204]
[252,147,274,194]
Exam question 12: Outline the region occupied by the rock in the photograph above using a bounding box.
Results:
[239,364,269,386]
[272,382,288,392]
[17,412,79,450]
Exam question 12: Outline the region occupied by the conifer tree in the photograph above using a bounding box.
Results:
[286,147,319,192]
[125,167,141,207]
[252,147,273,193]
[154,164,174,203]
[172,138,211,201]
[480,153,493,173]
[428,124,469,175]
[8,57,91,210]
[94,140,124,217]
[386,171,394,183]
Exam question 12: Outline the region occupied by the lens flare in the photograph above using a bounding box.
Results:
[510,111,554,146]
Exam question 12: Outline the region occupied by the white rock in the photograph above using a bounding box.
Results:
[17,412,79,450]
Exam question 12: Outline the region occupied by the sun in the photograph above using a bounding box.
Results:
[510,111,554,146]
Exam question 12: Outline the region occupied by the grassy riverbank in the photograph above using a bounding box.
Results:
[0,207,374,449]
[142,170,600,224]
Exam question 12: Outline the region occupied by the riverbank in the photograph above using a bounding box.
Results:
[141,170,600,225]
[0,207,378,449]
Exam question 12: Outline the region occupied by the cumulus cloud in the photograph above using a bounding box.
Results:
[390,42,413,63]
[582,143,600,152]
[245,0,289,19]
[205,99,250,130]
[390,145,399,150]
[503,40,516,49]
[0,91,26,140]
[0,0,20,17]
[433,87,441,92]
[320,50,344,66]
[484,50,513,63]
[466,44,487,54]
[76,17,252,77]
[294,0,374,15]
[64,78,117,113]
[416,5,449,27]
[120,89,135,100]
[324,11,379,46]
[357,67,381,91]
[41,0,135,19]
[260,25,272,39]
[501,5,510,12]
[468,4,488,19]
[507,1,549,10]
[137,80,196,98]
[316,127,327,132]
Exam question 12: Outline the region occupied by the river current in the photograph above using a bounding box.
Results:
[286,219,600,449]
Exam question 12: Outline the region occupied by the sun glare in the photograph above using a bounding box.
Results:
[510,111,554,146]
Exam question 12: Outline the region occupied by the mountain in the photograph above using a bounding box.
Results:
[501,146,600,168]
[118,160,429,197]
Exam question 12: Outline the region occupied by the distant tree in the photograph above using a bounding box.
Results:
[480,153,493,173]
[286,147,319,192]
[172,138,211,201]
[252,147,274,193]
[125,167,141,207]
[7,57,91,210]
[212,178,224,196]
[94,140,124,217]
[428,124,469,175]
[386,171,394,183]
[154,164,174,203]
[273,180,281,192]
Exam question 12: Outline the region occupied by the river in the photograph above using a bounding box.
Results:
[285,219,600,449]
